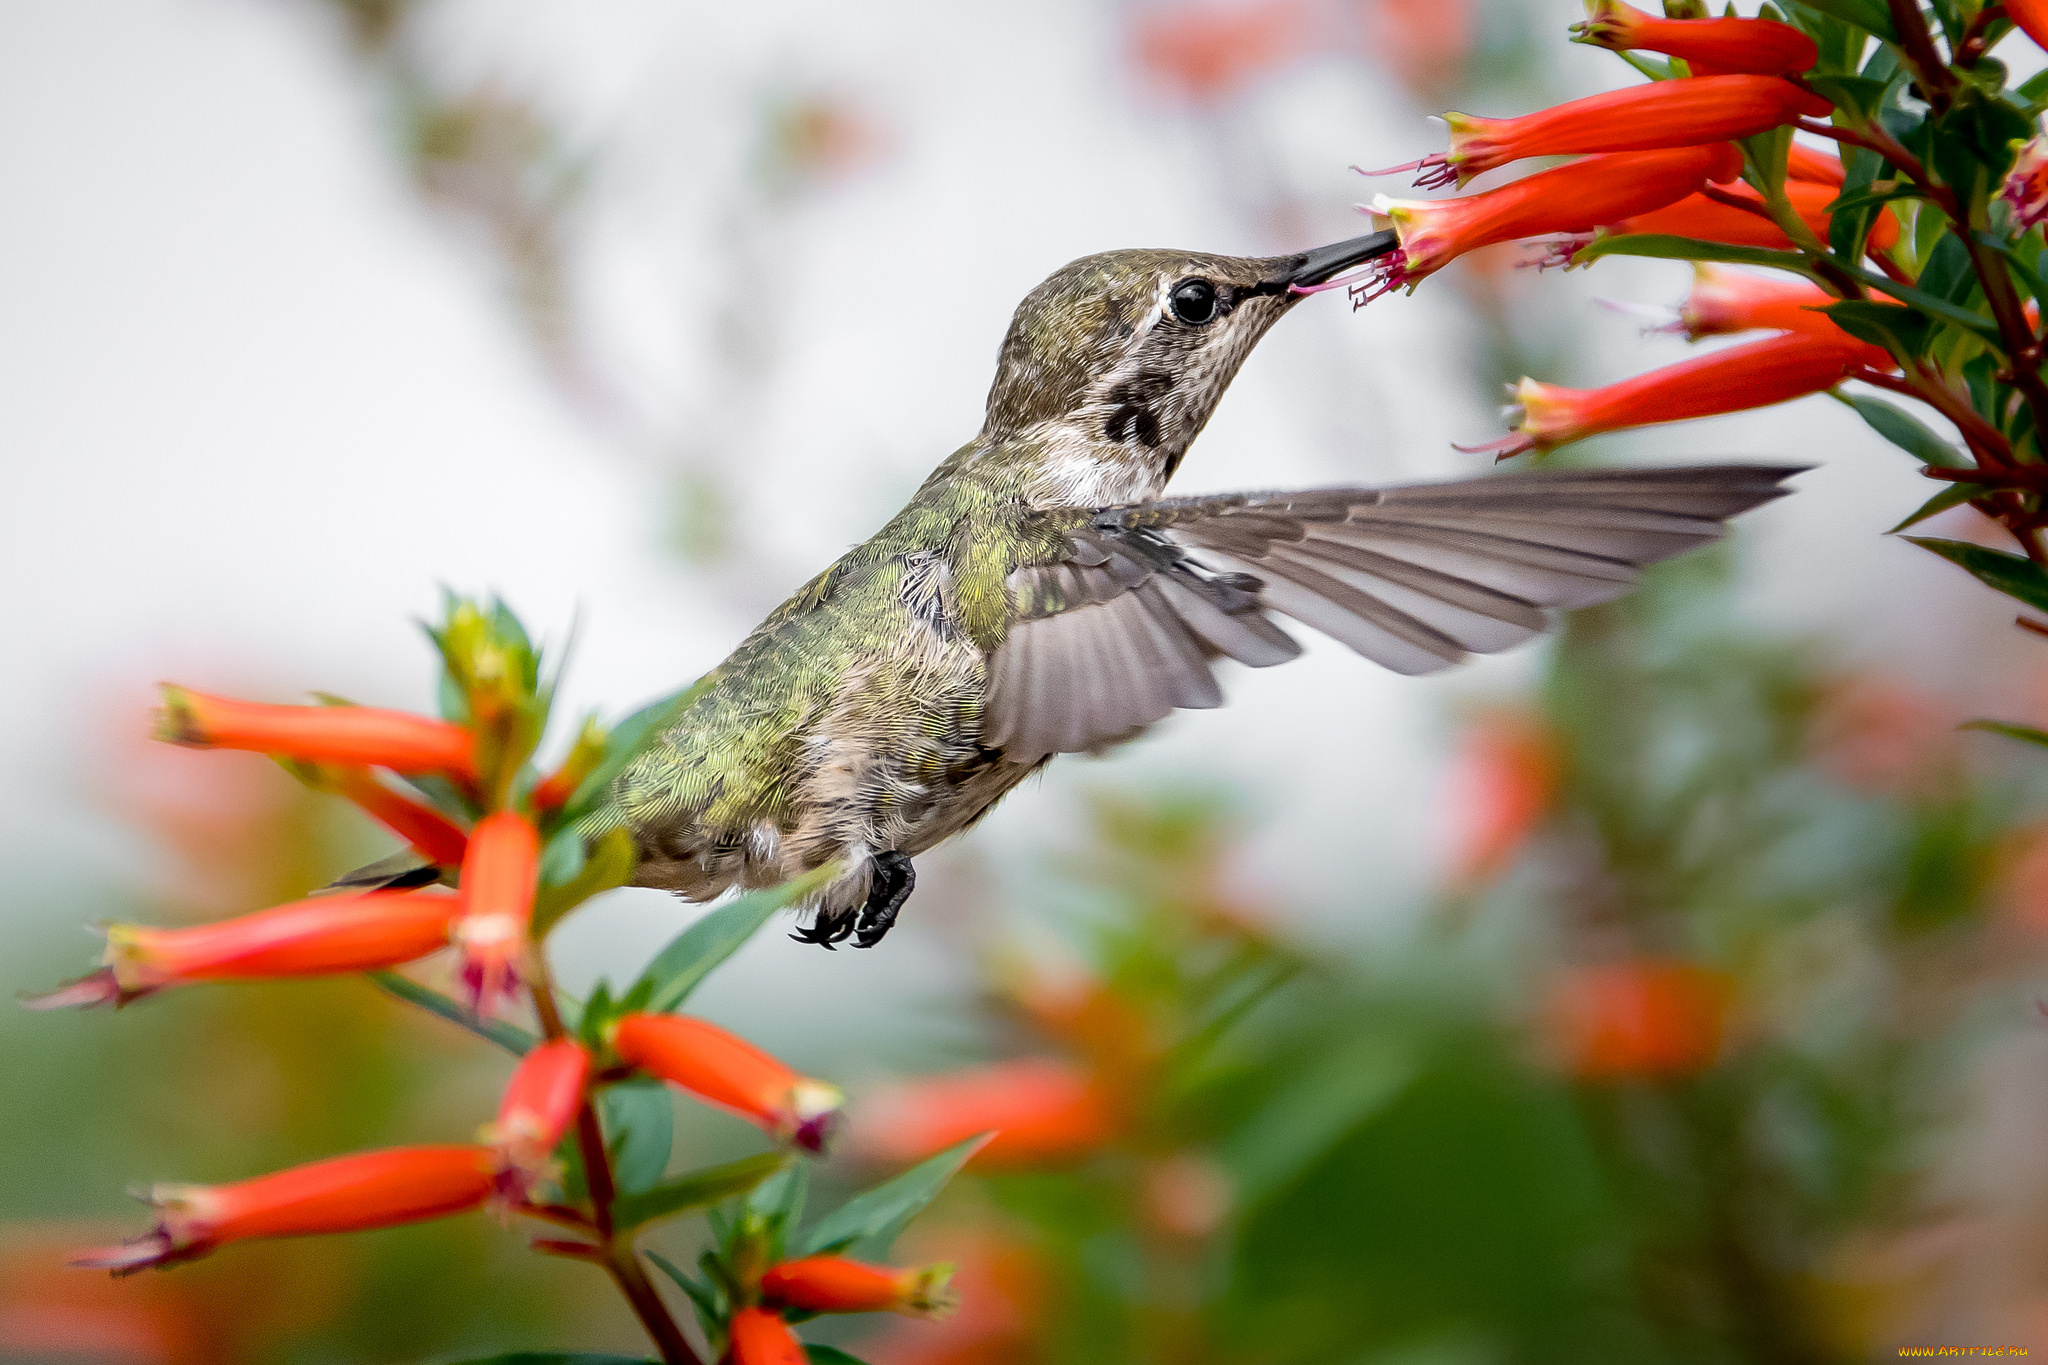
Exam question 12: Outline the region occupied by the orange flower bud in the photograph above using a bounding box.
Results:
[1673,265,1841,341]
[155,686,474,780]
[1363,145,1741,297]
[609,1013,843,1152]
[852,1059,1120,1170]
[1605,180,1900,252]
[1371,77,1821,189]
[453,810,539,1012]
[1570,0,1817,76]
[322,768,469,867]
[727,1307,807,1365]
[483,1039,590,1201]
[1548,960,1731,1080]
[760,1256,957,1318]
[72,1145,496,1273]
[2002,136,2048,233]
[1466,332,1884,460]
[530,716,606,813]
[24,890,461,1009]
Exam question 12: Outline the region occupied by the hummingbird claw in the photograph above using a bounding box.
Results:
[852,852,915,949]
[789,907,857,949]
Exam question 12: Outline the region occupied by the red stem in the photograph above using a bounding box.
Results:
[531,974,702,1365]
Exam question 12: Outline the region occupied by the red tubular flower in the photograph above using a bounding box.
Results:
[72,1146,496,1273]
[609,1012,844,1152]
[1366,144,1741,296]
[2002,136,2048,232]
[1374,76,1823,188]
[24,889,461,1009]
[484,1039,590,1201]
[156,686,474,780]
[1549,959,1732,1079]
[1786,141,1844,186]
[452,809,540,1012]
[851,1058,1120,1170]
[1570,0,1817,75]
[1674,265,1840,340]
[760,1256,957,1318]
[727,1307,807,1365]
[324,768,469,867]
[1466,332,1882,461]
[1605,180,1900,252]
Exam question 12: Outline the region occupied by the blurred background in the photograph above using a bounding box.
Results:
[7,0,2048,1360]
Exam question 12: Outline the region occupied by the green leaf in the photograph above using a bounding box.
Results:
[432,1356,654,1364]
[1974,231,2048,307]
[556,677,714,826]
[601,1081,675,1195]
[2020,67,2048,104]
[533,827,637,939]
[1903,537,2048,613]
[797,1133,992,1260]
[627,863,842,1015]
[1962,719,2048,747]
[644,1249,724,1338]
[1801,70,1894,115]
[1823,300,1936,355]
[538,824,587,888]
[1833,392,1969,466]
[807,1349,878,1365]
[744,1162,811,1260]
[1571,233,1820,275]
[1853,270,2008,342]
[611,1151,789,1231]
[365,971,535,1055]
[1789,0,1893,38]
[1886,481,1980,531]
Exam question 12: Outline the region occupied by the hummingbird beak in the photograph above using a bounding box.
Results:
[1279,230,1401,289]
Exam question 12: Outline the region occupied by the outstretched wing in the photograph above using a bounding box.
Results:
[981,463,1804,760]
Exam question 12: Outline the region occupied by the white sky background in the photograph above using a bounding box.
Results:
[0,0,2023,1055]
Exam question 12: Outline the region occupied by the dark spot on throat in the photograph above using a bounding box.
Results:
[1103,370,1172,448]
[1105,403,1161,447]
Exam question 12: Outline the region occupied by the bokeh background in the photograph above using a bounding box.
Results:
[7,1,2048,1361]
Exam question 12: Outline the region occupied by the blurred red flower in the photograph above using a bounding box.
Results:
[853,1058,1120,1170]
[1442,710,1559,888]
[1130,0,1316,105]
[1548,959,1732,1080]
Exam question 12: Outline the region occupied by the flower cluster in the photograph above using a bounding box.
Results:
[29,597,971,1365]
[1340,0,2048,584]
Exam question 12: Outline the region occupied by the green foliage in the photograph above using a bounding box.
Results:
[612,1152,789,1231]
[797,1134,993,1259]
[621,863,842,1017]
[1903,536,2048,613]
[366,969,537,1054]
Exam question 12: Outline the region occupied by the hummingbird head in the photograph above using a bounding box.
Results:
[978,231,1395,500]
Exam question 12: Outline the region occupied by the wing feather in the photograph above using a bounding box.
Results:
[980,462,1803,759]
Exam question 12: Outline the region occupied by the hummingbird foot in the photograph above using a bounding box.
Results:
[852,852,915,949]
[789,905,859,950]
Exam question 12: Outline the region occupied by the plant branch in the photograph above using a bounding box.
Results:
[528,963,703,1365]
[1886,0,1960,112]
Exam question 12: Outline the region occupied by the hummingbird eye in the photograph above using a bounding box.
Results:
[1169,278,1219,325]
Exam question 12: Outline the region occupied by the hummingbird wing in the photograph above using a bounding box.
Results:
[982,463,1803,760]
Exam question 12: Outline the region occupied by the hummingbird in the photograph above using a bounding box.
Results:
[583,231,1800,949]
